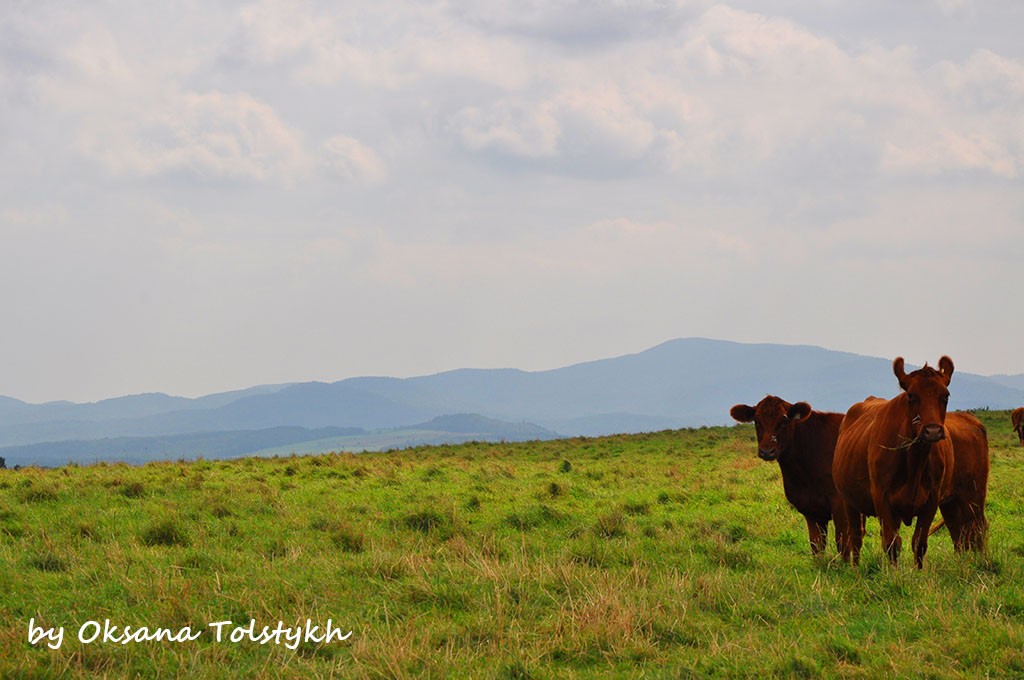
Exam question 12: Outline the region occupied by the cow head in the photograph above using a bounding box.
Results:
[893,356,953,444]
[730,395,812,461]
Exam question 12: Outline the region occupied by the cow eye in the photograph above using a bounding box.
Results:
[908,393,919,404]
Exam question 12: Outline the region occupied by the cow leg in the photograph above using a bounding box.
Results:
[943,498,988,553]
[831,496,850,556]
[805,516,827,555]
[840,506,864,565]
[911,503,939,569]
[967,503,989,552]
[853,515,865,565]
[962,498,988,553]
[939,499,967,552]
[874,497,901,565]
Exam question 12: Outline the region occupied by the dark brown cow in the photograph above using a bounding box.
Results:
[730,396,846,555]
[1013,407,1024,446]
[833,357,956,568]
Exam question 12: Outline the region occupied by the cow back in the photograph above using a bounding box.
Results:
[778,411,845,517]
[946,411,989,503]
[833,397,888,515]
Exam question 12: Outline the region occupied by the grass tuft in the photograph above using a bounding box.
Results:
[594,511,626,539]
[623,500,650,516]
[330,525,365,553]
[505,504,565,531]
[75,521,100,540]
[140,518,189,547]
[825,637,861,665]
[28,551,68,572]
[19,484,59,503]
[404,509,448,534]
[120,481,145,498]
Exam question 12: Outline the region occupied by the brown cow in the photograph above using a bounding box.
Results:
[1013,407,1024,446]
[730,396,846,555]
[941,411,989,551]
[870,402,988,552]
[833,357,956,568]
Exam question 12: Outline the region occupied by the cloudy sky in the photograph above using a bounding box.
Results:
[2,1,1022,403]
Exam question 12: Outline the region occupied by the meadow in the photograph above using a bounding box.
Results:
[2,410,1024,678]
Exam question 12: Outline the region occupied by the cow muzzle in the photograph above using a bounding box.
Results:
[920,424,945,443]
[758,447,779,461]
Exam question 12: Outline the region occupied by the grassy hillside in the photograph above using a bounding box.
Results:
[2,410,1024,677]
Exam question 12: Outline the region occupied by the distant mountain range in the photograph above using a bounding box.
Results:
[0,415,559,468]
[3,338,1022,467]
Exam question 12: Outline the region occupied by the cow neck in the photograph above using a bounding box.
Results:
[887,393,938,506]
[775,413,814,478]
[880,393,920,451]
[905,438,936,488]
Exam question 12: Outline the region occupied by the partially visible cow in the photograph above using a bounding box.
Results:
[1013,407,1024,446]
[941,411,989,551]
[833,357,956,568]
[730,396,846,555]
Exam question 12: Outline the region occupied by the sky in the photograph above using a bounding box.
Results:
[1,1,1022,404]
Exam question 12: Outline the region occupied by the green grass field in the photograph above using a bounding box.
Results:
[2,410,1024,678]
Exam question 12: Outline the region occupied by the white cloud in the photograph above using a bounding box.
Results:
[879,49,1024,178]
[77,90,309,181]
[454,100,562,158]
[321,135,388,184]
[233,0,535,90]
[235,0,387,86]
[446,5,964,181]
[938,49,1024,106]
[29,22,309,183]
[454,0,698,44]
[881,129,1018,178]
[453,79,667,171]
[555,86,659,160]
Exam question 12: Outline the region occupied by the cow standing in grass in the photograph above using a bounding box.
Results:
[1013,407,1024,446]
[941,411,989,551]
[833,357,956,568]
[730,396,847,555]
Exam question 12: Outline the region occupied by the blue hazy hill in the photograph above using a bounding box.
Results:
[2,338,1022,466]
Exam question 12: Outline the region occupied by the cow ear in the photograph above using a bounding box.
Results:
[730,404,756,423]
[893,357,909,390]
[788,402,812,424]
[938,356,954,385]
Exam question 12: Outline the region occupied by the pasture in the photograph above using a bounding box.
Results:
[2,410,1024,678]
